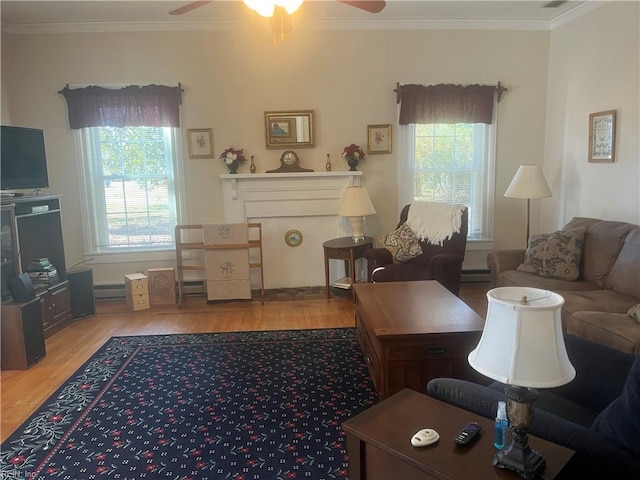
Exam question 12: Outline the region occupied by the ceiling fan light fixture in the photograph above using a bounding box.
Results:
[278,0,303,15]
[243,0,302,17]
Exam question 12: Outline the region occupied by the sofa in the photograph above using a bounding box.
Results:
[487,217,640,354]
[427,334,640,478]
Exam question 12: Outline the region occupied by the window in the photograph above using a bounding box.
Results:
[78,126,183,253]
[399,122,495,240]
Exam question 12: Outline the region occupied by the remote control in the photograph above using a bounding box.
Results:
[453,422,482,445]
[410,428,440,447]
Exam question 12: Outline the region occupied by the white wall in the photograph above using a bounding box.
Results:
[543,1,640,230]
[2,20,550,285]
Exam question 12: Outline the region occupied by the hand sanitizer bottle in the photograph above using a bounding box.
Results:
[494,401,508,449]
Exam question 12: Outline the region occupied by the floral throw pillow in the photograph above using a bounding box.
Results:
[378,223,423,263]
[517,228,586,281]
[628,304,640,324]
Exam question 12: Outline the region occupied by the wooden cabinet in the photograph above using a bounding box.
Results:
[39,280,72,336]
[1,195,71,346]
[1,298,46,370]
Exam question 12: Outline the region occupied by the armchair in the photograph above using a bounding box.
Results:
[364,204,468,296]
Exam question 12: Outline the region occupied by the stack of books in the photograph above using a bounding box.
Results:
[26,257,60,288]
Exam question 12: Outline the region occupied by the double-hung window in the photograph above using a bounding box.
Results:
[398,84,497,241]
[400,122,494,240]
[79,126,181,252]
[62,84,183,256]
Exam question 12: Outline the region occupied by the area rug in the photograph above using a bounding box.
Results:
[1,328,377,479]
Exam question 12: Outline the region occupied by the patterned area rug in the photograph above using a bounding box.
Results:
[1,329,377,479]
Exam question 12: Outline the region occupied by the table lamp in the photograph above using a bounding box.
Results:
[468,287,575,479]
[504,165,552,245]
[337,186,376,242]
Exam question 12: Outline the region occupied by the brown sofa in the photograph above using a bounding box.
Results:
[487,217,640,354]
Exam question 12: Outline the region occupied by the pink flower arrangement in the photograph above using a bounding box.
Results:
[342,143,365,161]
[219,146,247,165]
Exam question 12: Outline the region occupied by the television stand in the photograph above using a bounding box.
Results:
[1,194,72,342]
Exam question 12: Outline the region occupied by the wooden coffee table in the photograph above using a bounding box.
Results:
[353,280,486,399]
[343,388,574,480]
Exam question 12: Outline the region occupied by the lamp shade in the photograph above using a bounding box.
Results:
[337,186,376,217]
[504,165,552,199]
[468,287,575,388]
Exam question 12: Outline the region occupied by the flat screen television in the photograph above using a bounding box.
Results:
[1,125,50,191]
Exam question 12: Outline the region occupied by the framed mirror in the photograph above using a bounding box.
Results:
[264,110,315,149]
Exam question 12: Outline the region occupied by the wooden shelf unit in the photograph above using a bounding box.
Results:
[175,223,264,306]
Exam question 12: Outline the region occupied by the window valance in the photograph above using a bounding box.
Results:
[398,83,499,125]
[59,84,181,129]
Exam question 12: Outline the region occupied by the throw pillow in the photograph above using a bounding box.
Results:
[592,356,640,455]
[517,228,586,281]
[628,304,640,324]
[378,223,422,263]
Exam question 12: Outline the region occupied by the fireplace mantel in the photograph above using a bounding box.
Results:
[221,171,364,289]
[221,171,362,200]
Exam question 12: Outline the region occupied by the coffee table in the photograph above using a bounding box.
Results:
[353,280,485,399]
[343,388,574,480]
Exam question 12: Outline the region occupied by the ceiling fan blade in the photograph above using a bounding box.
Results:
[338,1,386,14]
[169,1,212,16]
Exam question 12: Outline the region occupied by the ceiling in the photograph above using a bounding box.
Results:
[0,1,600,34]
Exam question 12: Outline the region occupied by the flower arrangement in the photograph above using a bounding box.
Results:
[219,146,247,174]
[342,143,365,161]
[219,146,247,166]
[342,143,365,171]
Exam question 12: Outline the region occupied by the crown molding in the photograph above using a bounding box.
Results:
[548,0,608,30]
[1,4,606,35]
[1,20,237,35]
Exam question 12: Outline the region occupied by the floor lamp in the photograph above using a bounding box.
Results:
[504,165,552,245]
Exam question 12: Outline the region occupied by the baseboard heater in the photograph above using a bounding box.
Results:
[461,269,491,283]
[94,281,203,300]
[95,272,490,300]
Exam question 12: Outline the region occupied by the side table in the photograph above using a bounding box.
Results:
[323,236,373,299]
[342,388,574,480]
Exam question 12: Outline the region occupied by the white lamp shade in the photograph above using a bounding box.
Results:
[468,287,575,388]
[504,165,552,199]
[337,186,376,217]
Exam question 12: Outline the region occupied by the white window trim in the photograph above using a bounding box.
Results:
[73,128,187,264]
[396,100,497,246]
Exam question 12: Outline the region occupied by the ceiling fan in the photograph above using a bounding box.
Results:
[169,1,386,17]
[169,1,386,42]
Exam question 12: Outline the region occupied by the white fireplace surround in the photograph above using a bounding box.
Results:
[221,172,364,289]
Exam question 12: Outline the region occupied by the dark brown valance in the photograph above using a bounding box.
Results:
[398,84,497,125]
[60,84,181,129]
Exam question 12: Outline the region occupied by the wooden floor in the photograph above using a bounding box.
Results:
[0,282,490,443]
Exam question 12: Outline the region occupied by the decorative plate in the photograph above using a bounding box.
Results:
[285,229,303,247]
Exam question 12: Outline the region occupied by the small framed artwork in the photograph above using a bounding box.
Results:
[588,110,616,163]
[187,128,214,159]
[367,124,392,155]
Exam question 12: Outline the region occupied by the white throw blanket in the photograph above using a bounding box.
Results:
[406,202,465,246]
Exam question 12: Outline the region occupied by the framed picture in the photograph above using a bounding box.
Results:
[588,110,616,163]
[187,128,214,159]
[367,124,392,154]
[264,110,314,149]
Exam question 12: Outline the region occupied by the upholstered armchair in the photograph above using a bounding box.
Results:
[364,204,468,296]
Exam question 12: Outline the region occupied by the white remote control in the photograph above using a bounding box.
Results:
[410,428,440,447]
